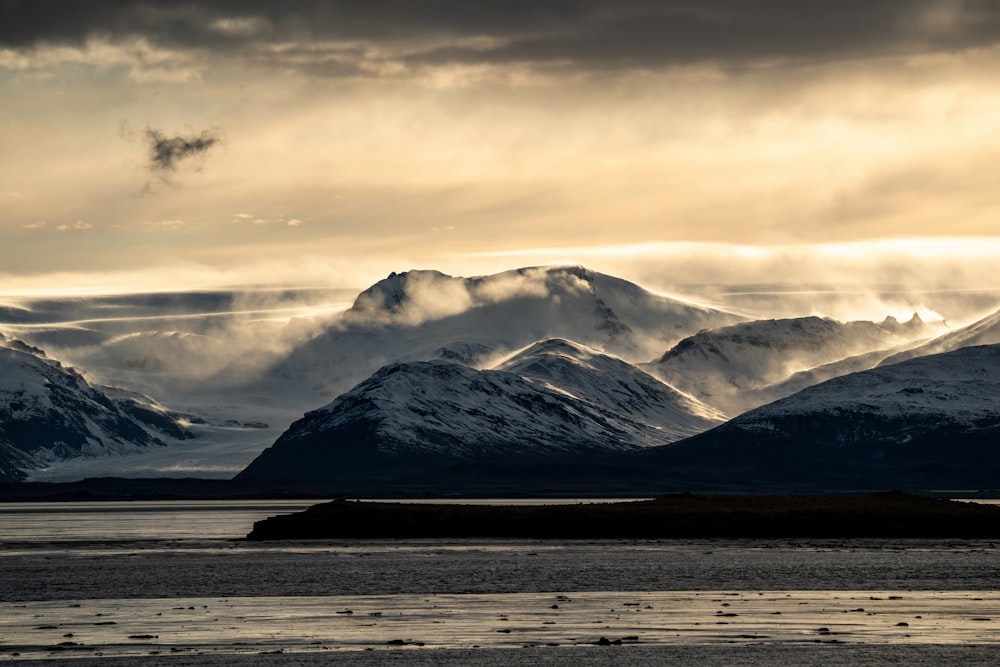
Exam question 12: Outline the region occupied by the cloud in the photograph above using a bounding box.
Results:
[56,220,93,232]
[145,219,186,229]
[233,213,269,224]
[0,37,202,82]
[232,213,303,226]
[407,1,1000,71]
[146,127,220,172]
[22,221,46,230]
[4,1,1000,77]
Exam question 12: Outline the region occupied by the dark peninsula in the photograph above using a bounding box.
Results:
[246,492,1000,540]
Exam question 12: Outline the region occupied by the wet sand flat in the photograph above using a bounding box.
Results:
[3,590,1000,661]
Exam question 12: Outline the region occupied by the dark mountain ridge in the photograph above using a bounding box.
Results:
[641,344,1000,490]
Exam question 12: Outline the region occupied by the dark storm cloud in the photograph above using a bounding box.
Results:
[0,1,585,49]
[414,2,1000,69]
[3,1,1000,72]
[145,128,219,172]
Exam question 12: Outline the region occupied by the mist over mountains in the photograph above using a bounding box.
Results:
[266,266,743,404]
[1,265,999,492]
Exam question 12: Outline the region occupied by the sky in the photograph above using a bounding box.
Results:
[3,0,1000,293]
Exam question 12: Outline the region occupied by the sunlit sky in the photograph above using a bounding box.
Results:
[3,1,1000,292]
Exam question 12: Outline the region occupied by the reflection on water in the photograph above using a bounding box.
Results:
[0,499,647,543]
[2,501,1000,664]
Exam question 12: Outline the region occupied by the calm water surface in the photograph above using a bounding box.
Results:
[2,500,999,664]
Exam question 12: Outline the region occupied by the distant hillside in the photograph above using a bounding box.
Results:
[236,339,723,484]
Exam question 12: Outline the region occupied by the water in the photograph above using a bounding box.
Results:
[0,501,316,543]
[2,501,999,664]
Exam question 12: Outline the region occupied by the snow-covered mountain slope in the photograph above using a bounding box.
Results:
[265,266,744,405]
[643,344,1000,490]
[0,334,191,482]
[497,338,724,434]
[751,348,897,408]
[648,315,936,416]
[880,307,1000,367]
[236,339,724,483]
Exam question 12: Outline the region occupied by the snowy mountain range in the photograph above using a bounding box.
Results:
[0,333,191,482]
[2,266,999,491]
[236,338,724,483]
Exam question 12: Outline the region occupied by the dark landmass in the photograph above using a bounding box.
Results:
[246,492,1000,540]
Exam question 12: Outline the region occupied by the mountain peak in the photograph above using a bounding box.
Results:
[512,337,594,359]
[350,269,452,314]
[313,265,744,363]
[1,332,47,359]
[880,312,925,333]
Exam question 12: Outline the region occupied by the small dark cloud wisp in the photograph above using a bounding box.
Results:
[146,128,220,172]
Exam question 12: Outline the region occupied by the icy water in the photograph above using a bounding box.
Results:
[2,501,1000,665]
